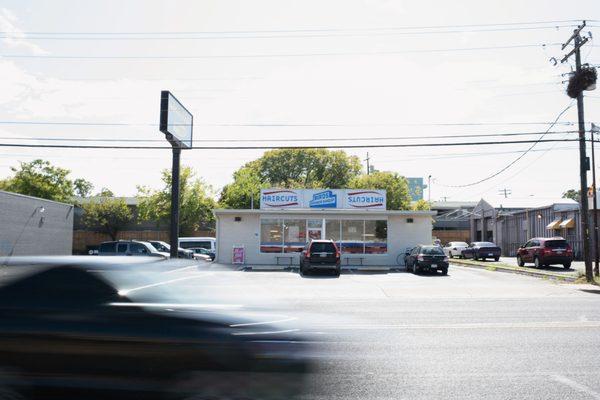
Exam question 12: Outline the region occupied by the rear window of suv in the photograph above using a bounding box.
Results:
[422,246,444,255]
[310,242,337,253]
[545,240,568,248]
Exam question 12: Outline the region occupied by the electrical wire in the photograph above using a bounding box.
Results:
[435,102,575,188]
[0,138,582,150]
[0,130,579,143]
[0,43,562,60]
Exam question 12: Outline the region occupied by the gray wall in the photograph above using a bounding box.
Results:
[0,191,74,257]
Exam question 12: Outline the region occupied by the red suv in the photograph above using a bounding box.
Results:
[516,237,573,269]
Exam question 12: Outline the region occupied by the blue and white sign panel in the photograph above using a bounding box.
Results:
[260,189,386,210]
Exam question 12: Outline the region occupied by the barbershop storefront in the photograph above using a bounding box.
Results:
[214,189,434,267]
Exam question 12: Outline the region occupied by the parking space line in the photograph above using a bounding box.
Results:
[118,273,213,295]
[551,375,600,399]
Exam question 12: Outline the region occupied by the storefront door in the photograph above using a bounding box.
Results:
[307,219,323,240]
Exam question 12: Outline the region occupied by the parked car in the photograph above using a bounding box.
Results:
[190,247,216,261]
[404,245,449,275]
[0,262,312,399]
[443,241,469,258]
[516,237,573,269]
[299,240,341,276]
[461,242,501,261]
[149,240,194,259]
[98,240,169,259]
[179,237,216,253]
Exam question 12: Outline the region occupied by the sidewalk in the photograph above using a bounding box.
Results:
[449,256,582,282]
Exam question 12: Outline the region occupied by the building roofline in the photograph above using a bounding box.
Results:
[213,208,436,216]
[0,190,74,207]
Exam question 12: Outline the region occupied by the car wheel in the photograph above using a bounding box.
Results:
[300,264,308,275]
[563,262,572,269]
[534,256,541,269]
[517,255,524,267]
[494,257,499,262]
[413,264,420,275]
[441,268,448,275]
[334,267,341,277]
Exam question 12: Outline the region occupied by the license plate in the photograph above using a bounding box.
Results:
[431,264,437,268]
[320,253,326,257]
[555,251,563,254]
[488,253,493,256]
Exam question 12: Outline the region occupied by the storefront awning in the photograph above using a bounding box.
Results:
[546,218,562,230]
[559,218,575,229]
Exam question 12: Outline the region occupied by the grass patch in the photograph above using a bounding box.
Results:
[573,275,600,285]
[485,266,497,271]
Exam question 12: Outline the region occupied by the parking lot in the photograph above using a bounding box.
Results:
[107,261,600,400]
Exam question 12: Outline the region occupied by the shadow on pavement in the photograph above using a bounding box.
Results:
[579,289,600,295]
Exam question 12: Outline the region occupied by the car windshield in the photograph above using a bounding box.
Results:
[545,240,568,248]
[311,242,336,252]
[180,241,212,249]
[421,246,444,255]
[475,242,496,247]
[454,242,468,247]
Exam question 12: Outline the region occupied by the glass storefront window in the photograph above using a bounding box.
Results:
[342,220,364,254]
[325,219,341,250]
[365,220,387,254]
[283,219,306,253]
[307,219,323,241]
[260,219,283,253]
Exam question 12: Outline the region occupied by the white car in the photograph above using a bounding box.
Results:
[443,241,469,258]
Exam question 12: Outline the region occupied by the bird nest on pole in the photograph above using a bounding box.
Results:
[567,66,597,98]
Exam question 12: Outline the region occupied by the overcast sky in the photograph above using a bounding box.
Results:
[0,0,599,203]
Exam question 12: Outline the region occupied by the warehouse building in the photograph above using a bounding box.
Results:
[214,189,434,267]
[0,190,74,257]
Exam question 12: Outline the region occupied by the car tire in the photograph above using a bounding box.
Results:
[414,264,420,275]
[300,264,308,276]
[334,267,341,277]
[494,257,499,262]
[441,268,448,275]
[534,256,541,269]
[517,255,524,267]
[563,262,572,269]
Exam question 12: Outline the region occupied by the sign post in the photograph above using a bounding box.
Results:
[159,91,193,258]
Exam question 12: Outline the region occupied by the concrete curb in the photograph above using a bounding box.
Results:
[449,259,578,282]
[243,265,394,272]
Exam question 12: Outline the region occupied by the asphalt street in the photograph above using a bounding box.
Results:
[113,262,600,400]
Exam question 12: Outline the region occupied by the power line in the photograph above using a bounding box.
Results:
[435,102,575,188]
[0,43,562,60]
[0,130,579,143]
[0,19,585,35]
[0,138,582,150]
[0,25,579,41]
[0,120,577,127]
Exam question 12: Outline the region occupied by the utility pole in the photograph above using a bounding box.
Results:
[365,152,371,175]
[561,21,593,282]
[592,123,599,276]
[428,175,432,203]
[498,188,512,199]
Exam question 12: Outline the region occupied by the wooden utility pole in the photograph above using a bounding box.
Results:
[561,21,593,282]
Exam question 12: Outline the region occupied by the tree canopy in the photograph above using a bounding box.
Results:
[0,159,82,203]
[348,171,412,210]
[219,149,363,208]
[81,197,133,240]
[137,166,217,235]
[562,189,581,202]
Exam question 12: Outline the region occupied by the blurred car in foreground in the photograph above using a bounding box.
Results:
[461,242,501,261]
[148,240,194,259]
[0,259,312,399]
[516,236,573,269]
[404,245,449,275]
[443,241,469,258]
[98,240,169,259]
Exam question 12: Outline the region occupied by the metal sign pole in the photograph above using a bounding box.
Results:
[170,146,181,259]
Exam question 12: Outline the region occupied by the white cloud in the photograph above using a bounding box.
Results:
[0,8,47,55]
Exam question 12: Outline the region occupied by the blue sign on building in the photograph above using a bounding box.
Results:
[309,190,338,208]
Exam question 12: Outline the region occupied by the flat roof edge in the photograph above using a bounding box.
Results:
[213,208,436,216]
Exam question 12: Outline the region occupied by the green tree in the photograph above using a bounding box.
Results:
[74,178,94,197]
[562,189,581,201]
[219,149,362,208]
[349,171,412,210]
[96,187,115,197]
[0,159,75,203]
[137,166,217,235]
[411,199,431,211]
[81,197,133,240]
[219,166,265,209]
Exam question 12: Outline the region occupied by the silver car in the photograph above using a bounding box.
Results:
[98,240,169,259]
[443,241,469,259]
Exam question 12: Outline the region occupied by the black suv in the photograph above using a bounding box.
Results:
[299,240,341,276]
